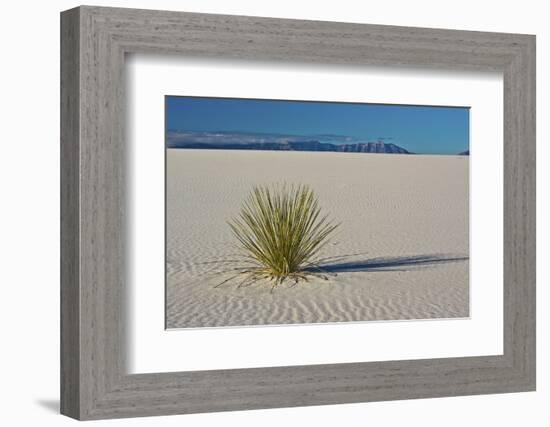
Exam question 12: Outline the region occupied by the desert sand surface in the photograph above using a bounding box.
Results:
[166,149,469,328]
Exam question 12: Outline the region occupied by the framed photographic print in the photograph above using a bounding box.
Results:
[61,5,536,420]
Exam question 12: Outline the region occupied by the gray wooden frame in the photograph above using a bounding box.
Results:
[60,5,536,420]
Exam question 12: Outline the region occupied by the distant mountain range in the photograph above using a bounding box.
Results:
[166,130,468,155]
[168,139,413,154]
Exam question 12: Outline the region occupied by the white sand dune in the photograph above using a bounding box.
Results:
[166,149,469,328]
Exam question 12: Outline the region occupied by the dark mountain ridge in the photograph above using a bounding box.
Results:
[168,139,413,154]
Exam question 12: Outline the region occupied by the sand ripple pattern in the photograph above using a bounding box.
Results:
[166,150,469,328]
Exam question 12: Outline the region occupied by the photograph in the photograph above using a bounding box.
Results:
[165,96,470,329]
[53,3,537,421]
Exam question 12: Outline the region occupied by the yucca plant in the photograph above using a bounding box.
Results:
[216,183,339,292]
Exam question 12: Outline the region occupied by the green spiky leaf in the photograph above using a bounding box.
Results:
[222,183,339,291]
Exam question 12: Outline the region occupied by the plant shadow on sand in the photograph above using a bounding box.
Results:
[306,254,469,274]
[207,253,469,290]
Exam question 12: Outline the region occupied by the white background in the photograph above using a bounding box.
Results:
[0,1,547,426]
[129,57,503,373]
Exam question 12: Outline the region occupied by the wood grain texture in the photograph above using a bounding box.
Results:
[60,5,536,420]
[60,7,80,419]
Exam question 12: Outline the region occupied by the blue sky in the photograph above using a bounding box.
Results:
[166,96,469,154]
